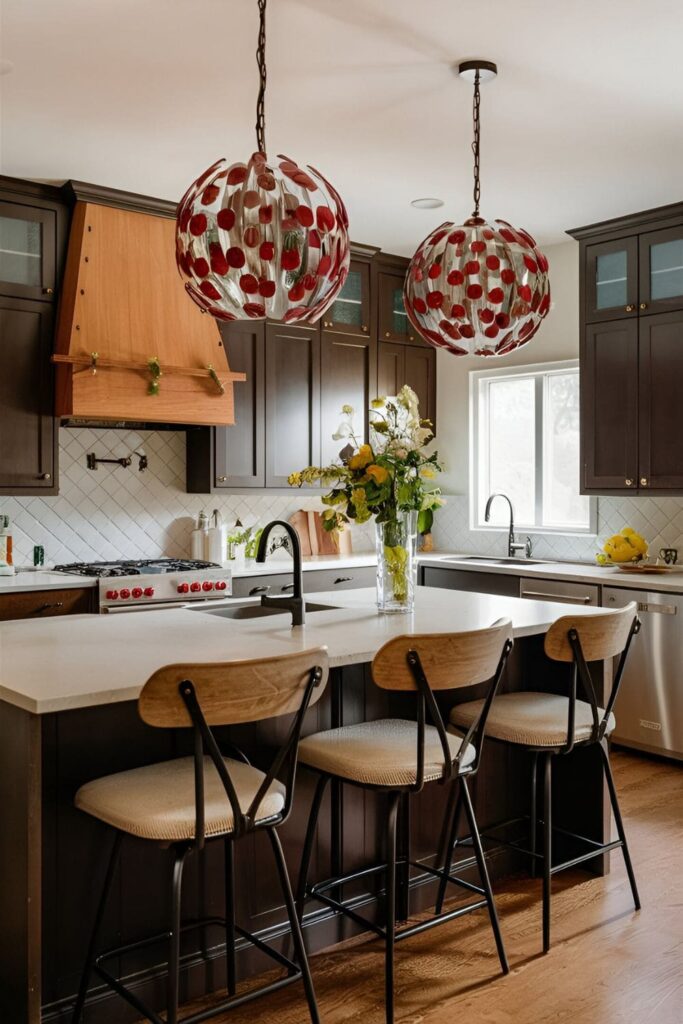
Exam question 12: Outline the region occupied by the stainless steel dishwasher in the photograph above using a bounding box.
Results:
[519,576,600,606]
[604,586,683,762]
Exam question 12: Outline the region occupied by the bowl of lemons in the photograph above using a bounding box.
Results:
[596,527,648,565]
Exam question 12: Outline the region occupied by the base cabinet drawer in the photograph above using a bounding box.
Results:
[231,565,376,598]
[519,577,600,606]
[0,586,95,621]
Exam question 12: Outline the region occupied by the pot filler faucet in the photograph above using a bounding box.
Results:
[256,520,305,626]
[484,493,532,559]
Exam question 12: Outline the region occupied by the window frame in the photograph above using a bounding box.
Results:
[469,359,597,537]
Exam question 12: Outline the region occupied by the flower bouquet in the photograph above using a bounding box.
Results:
[288,386,443,612]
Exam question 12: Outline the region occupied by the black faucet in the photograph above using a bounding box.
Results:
[484,493,530,558]
[255,520,305,626]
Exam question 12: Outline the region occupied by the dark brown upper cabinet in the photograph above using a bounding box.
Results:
[570,201,683,494]
[0,197,58,303]
[187,320,265,490]
[378,340,437,434]
[0,298,57,494]
[320,330,377,465]
[378,269,419,344]
[320,259,370,337]
[264,322,321,487]
[585,237,638,323]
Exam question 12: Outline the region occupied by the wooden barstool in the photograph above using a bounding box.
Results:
[296,620,513,1024]
[448,603,641,953]
[71,647,329,1024]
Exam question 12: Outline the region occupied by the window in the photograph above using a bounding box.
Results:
[470,360,594,534]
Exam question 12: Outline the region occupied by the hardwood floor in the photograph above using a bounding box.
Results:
[149,750,683,1024]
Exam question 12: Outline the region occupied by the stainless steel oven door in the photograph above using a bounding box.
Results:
[101,601,192,614]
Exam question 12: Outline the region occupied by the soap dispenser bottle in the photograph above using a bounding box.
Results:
[207,509,226,564]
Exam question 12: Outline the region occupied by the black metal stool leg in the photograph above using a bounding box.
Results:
[435,779,464,915]
[71,831,123,1023]
[167,846,189,1024]
[542,752,552,953]
[460,778,509,975]
[385,793,401,1024]
[529,751,539,879]
[599,738,641,910]
[224,836,237,996]
[267,828,321,1024]
[296,774,329,921]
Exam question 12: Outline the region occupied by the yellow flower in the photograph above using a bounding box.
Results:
[351,487,367,505]
[371,397,386,409]
[341,404,354,415]
[348,444,373,471]
[366,464,389,485]
[420,465,436,479]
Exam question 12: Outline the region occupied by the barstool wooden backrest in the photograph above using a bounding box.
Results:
[372,619,513,790]
[543,603,640,752]
[138,647,329,843]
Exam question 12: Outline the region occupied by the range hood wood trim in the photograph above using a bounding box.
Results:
[55,201,243,426]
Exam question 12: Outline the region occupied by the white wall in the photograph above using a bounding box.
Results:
[435,239,579,493]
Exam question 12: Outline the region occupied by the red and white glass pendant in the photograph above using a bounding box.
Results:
[176,0,349,324]
[405,61,550,356]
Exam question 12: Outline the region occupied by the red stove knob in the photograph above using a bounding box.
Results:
[106,589,119,600]
[190,581,202,593]
[143,587,155,597]
[119,588,131,600]
[177,582,189,594]
[215,580,227,591]
[202,581,214,591]
[131,587,143,599]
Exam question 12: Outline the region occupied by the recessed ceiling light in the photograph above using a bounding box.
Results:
[410,197,444,210]
[0,60,15,76]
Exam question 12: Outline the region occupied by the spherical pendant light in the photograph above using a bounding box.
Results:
[405,61,550,357]
[175,0,349,325]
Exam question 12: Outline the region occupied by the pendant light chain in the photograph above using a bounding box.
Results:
[471,68,481,218]
[255,0,267,153]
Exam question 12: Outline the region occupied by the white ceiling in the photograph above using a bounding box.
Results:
[2,0,682,253]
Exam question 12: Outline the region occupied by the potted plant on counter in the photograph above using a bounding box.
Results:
[288,386,443,612]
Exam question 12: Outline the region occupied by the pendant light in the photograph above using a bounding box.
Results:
[404,61,550,356]
[176,0,350,324]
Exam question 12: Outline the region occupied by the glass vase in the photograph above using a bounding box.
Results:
[376,511,418,613]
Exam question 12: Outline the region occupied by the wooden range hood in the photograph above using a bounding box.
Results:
[54,196,245,426]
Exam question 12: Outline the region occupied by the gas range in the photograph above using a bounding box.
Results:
[53,558,232,611]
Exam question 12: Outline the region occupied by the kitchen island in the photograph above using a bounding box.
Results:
[0,586,610,1024]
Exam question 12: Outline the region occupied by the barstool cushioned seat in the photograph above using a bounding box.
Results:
[450,692,616,748]
[75,756,286,841]
[298,718,476,786]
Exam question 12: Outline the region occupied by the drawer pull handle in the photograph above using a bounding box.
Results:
[33,601,64,614]
[521,590,592,604]
[248,585,270,596]
[637,602,677,615]
[334,576,353,584]
[280,583,295,592]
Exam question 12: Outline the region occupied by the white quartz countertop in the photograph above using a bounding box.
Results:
[0,586,607,715]
[0,570,97,594]
[420,553,683,593]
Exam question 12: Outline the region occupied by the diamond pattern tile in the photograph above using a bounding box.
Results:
[3,428,375,566]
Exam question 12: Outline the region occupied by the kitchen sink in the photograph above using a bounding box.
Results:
[194,601,340,620]
[443,555,553,566]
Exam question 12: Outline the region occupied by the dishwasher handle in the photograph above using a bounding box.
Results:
[521,589,593,604]
[637,601,678,615]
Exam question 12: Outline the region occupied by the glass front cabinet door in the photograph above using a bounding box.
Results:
[320,259,370,336]
[0,201,57,302]
[378,270,418,344]
[639,225,683,315]
[585,237,638,323]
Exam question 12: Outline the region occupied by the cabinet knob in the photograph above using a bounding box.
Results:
[216,475,228,483]
[639,302,648,310]
[40,472,51,480]
[42,287,54,296]
[625,304,635,312]
[625,478,634,487]
[361,325,368,333]
[385,332,390,338]
[409,335,415,341]
[640,477,649,487]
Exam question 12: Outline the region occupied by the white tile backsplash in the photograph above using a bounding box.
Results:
[432,494,683,563]
[2,428,374,566]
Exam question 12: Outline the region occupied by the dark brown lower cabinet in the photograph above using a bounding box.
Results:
[265,323,320,486]
[320,330,377,464]
[0,587,95,621]
[638,309,683,489]
[581,318,639,492]
[377,340,437,432]
[0,297,57,494]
